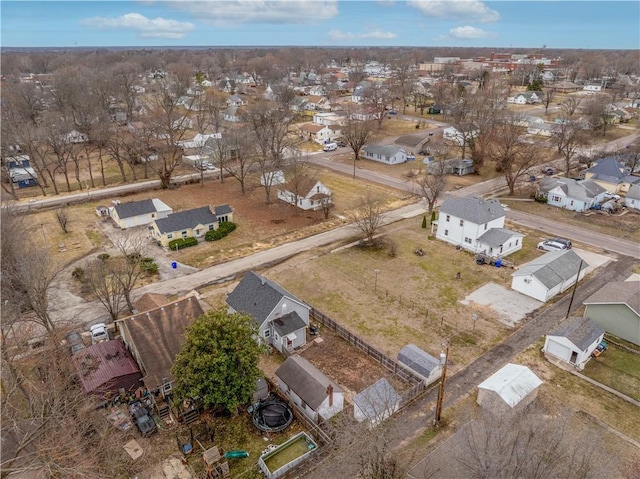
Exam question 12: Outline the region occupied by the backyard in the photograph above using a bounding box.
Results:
[582,338,640,401]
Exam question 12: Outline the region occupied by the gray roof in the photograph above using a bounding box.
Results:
[114,199,157,219]
[477,228,524,247]
[272,312,307,336]
[513,250,587,289]
[539,178,606,202]
[439,196,505,225]
[587,157,639,185]
[215,204,233,216]
[275,355,341,410]
[353,378,401,421]
[394,134,429,148]
[362,144,406,157]
[154,206,218,234]
[226,271,306,327]
[584,281,640,316]
[398,344,440,378]
[549,316,605,350]
[626,184,640,200]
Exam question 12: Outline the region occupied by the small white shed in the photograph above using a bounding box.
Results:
[353,378,401,428]
[397,344,443,385]
[477,363,542,416]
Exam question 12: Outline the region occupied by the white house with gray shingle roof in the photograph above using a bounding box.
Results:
[277,175,332,211]
[361,144,407,165]
[435,196,524,257]
[511,249,587,302]
[110,198,173,229]
[542,316,605,370]
[150,205,232,247]
[539,177,606,212]
[226,271,310,354]
[275,355,343,423]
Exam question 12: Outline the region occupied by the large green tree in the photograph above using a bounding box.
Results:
[172,309,266,413]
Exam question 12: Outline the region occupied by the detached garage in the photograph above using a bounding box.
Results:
[477,363,542,416]
[543,316,605,370]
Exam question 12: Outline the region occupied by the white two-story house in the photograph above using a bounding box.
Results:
[435,196,524,257]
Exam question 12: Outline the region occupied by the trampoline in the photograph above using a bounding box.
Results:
[252,398,294,433]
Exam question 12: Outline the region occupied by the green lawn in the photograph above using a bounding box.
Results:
[583,342,640,401]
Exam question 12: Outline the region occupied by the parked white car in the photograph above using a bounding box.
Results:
[537,240,568,252]
[90,323,109,344]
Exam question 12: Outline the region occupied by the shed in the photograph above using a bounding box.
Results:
[543,316,605,370]
[397,344,442,384]
[353,378,402,428]
[477,363,542,416]
[72,339,142,397]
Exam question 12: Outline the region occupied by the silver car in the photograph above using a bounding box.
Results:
[537,240,567,252]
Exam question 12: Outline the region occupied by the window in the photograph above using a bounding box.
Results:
[570,200,574,206]
[167,234,173,239]
[459,219,464,227]
[446,215,450,222]
[263,330,270,338]
[444,229,449,236]
[551,195,561,202]
[181,231,188,238]
[464,237,472,244]
[516,239,519,245]
[209,224,215,231]
[274,333,279,341]
[484,223,487,230]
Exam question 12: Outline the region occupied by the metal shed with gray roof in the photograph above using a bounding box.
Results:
[397,344,442,384]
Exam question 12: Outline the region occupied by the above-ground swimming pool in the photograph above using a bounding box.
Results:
[258,432,318,479]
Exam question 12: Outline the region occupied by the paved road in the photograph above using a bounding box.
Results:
[303,256,639,479]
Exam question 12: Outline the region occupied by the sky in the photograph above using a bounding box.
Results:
[1,0,639,50]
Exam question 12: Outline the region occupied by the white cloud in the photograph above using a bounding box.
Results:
[328,29,397,41]
[407,0,500,23]
[167,0,339,24]
[449,25,496,39]
[81,13,195,39]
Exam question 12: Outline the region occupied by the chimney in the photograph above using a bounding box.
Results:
[327,384,333,407]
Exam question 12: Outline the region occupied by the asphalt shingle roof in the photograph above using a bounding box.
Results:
[439,196,505,225]
[398,344,440,378]
[584,281,640,316]
[272,312,307,337]
[513,249,586,289]
[226,271,306,327]
[587,157,630,184]
[549,316,605,350]
[275,356,341,410]
[540,178,606,202]
[362,144,406,156]
[477,228,523,247]
[114,199,158,219]
[353,378,401,421]
[154,206,218,234]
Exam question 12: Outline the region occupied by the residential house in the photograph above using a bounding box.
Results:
[275,355,344,423]
[477,363,543,416]
[583,82,603,92]
[180,132,221,149]
[553,80,581,93]
[397,344,443,385]
[353,378,401,428]
[514,116,544,128]
[277,175,332,211]
[584,281,640,346]
[151,205,232,247]
[226,94,246,107]
[351,81,372,104]
[361,145,408,165]
[305,95,330,110]
[110,198,173,230]
[65,130,89,144]
[4,155,38,188]
[435,197,523,257]
[427,158,475,176]
[313,112,344,126]
[538,177,607,212]
[443,123,479,145]
[116,295,205,396]
[542,316,605,370]
[72,339,142,397]
[527,122,554,136]
[298,123,332,144]
[394,134,431,156]
[507,91,543,104]
[624,184,640,210]
[223,106,244,123]
[218,79,236,94]
[226,271,310,354]
[260,170,285,187]
[583,157,640,194]
[511,249,588,303]
[289,96,309,112]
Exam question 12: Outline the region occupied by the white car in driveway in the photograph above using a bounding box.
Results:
[90,323,109,344]
[537,240,568,252]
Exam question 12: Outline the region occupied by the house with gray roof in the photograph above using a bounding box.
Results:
[542,316,605,370]
[275,355,343,423]
[435,196,524,257]
[397,344,442,385]
[110,198,173,229]
[538,177,607,212]
[584,281,640,346]
[511,249,587,302]
[226,271,310,354]
[624,184,640,211]
[584,157,640,194]
[353,378,401,428]
[150,205,232,247]
[361,144,408,165]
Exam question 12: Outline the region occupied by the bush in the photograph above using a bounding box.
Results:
[97,253,110,262]
[168,237,198,250]
[205,222,237,242]
[72,267,85,281]
[534,195,548,204]
[141,257,159,275]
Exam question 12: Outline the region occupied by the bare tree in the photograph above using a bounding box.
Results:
[582,94,614,136]
[343,109,375,179]
[363,82,392,128]
[221,129,256,195]
[55,206,70,233]
[417,157,448,216]
[560,96,582,119]
[347,194,385,245]
[84,259,124,321]
[280,153,320,214]
[543,86,555,115]
[109,232,148,313]
[552,120,587,177]
[489,120,541,196]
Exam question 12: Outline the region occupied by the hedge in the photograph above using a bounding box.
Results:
[205,222,237,242]
[168,237,198,250]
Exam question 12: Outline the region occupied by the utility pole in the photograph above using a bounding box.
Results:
[565,259,584,319]
[434,342,449,426]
